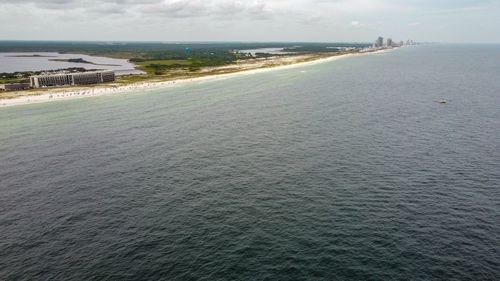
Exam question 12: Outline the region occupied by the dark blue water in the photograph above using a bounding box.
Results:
[1,45,499,280]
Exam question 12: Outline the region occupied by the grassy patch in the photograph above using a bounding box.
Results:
[135,60,192,75]
[116,75,154,84]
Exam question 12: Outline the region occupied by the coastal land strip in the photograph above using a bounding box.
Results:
[0,48,394,107]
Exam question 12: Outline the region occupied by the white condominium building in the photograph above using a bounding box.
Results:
[30,71,115,88]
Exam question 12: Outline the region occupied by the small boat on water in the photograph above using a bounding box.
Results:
[437,99,447,104]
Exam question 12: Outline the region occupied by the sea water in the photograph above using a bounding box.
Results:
[0,45,499,280]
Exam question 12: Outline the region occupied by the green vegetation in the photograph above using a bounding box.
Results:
[129,49,253,76]
[135,60,191,75]
[254,52,277,58]
[114,74,154,84]
[0,41,370,54]
[50,58,92,63]
[0,41,372,86]
[49,58,120,66]
[0,73,26,84]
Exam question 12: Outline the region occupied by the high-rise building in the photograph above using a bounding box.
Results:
[376,37,384,47]
[387,38,393,47]
[30,71,115,88]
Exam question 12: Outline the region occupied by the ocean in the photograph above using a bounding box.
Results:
[0,45,499,280]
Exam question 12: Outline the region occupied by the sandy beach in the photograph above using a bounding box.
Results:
[0,49,393,108]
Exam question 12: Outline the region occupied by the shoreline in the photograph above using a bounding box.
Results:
[0,48,394,108]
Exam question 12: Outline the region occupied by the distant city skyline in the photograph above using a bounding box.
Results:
[1,0,499,43]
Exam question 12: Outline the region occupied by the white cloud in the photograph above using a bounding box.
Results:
[0,0,499,42]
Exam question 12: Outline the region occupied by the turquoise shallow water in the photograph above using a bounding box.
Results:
[0,45,499,280]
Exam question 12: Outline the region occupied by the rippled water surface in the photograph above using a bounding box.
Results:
[1,45,499,280]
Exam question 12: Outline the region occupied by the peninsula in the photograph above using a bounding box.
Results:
[0,39,413,106]
[48,58,121,66]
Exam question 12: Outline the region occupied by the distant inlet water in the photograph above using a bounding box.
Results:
[0,52,141,74]
[0,45,499,280]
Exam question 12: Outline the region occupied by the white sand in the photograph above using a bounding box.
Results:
[0,49,392,108]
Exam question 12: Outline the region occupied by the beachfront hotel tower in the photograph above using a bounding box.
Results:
[30,71,115,88]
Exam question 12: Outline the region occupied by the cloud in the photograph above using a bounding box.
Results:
[0,0,499,42]
[138,0,274,19]
[0,0,276,19]
[140,0,208,18]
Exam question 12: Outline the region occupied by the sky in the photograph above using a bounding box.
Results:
[0,0,499,43]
